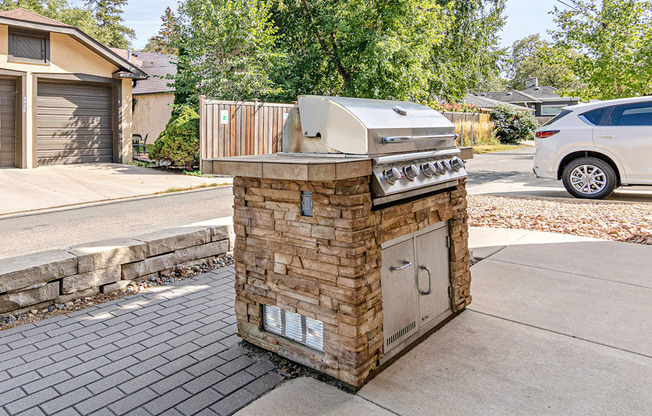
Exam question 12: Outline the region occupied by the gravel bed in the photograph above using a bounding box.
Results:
[0,253,234,331]
[468,195,652,245]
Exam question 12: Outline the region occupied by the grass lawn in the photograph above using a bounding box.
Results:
[472,143,531,154]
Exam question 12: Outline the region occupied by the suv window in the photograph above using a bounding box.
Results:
[579,108,607,126]
[542,109,571,126]
[608,102,652,126]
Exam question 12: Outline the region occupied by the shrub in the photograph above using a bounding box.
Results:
[490,104,539,144]
[149,106,200,170]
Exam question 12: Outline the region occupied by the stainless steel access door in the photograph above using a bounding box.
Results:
[380,238,420,353]
[416,226,451,327]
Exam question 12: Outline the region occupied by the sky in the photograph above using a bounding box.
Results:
[95,0,565,51]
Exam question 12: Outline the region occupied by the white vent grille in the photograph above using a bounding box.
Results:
[263,305,325,352]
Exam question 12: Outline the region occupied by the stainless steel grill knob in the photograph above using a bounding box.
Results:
[434,161,446,175]
[451,157,465,171]
[383,167,401,184]
[421,162,436,177]
[403,164,420,181]
[442,160,452,172]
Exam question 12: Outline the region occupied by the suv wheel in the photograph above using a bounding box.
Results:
[562,157,616,199]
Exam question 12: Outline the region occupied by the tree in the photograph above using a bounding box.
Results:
[268,0,451,102]
[174,0,282,104]
[85,0,135,48]
[144,6,177,55]
[508,34,578,90]
[429,0,507,101]
[546,0,652,100]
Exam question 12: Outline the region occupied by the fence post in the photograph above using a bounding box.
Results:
[460,125,464,147]
[199,95,206,172]
[471,123,474,147]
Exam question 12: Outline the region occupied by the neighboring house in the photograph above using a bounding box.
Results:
[475,78,579,117]
[0,8,147,169]
[111,49,175,145]
[464,93,535,114]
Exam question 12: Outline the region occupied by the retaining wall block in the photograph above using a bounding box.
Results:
[69,238,148,274]
[0,250,77,293]
[0,281,60,314]
[62,266,121,294]
[135,226,211,257]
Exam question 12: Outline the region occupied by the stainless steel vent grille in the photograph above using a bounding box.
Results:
[263,305,324,352]
[386,320,416,348]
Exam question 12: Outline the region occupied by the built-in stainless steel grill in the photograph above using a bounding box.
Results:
[283,95,468,205]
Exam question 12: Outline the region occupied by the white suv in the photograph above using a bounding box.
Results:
[533,97,652,199]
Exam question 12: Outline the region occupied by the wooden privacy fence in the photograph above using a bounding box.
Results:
[199,96,296,171]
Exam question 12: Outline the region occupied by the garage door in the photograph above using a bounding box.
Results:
[37,81,113,165]
[0,78,16,168]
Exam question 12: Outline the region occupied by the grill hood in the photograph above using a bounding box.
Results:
[283,95,457,156]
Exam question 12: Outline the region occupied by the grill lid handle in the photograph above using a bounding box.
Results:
[382,134,459,144]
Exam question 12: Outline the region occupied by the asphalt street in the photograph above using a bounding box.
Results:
[0,187,235,259]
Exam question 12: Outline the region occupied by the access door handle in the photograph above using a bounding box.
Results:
[597,134,615,139]
[418,265,432,295]
[390,260,412,272]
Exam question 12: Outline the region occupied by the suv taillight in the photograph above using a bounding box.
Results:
[535,130,560,139]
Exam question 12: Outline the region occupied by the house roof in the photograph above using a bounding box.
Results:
[0,8,71,27]
[464,93,534,113]
[0,8,147,80]
[521,85,578,102]
[478,90,542,104]
[111,49,176,94]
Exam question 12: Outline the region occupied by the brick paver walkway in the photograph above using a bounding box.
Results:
[0,267,286,416]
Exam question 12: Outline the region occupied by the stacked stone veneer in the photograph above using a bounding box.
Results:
[233,175,471,388]
[0,223,233,317]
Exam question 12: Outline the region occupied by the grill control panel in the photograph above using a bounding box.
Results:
[371,152,467,204]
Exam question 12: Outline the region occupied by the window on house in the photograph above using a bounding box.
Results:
[8,29,49,63]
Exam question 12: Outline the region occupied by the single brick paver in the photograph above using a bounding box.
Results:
[0,268,287,416]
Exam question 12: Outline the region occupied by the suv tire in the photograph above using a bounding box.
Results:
[562,157,617,199]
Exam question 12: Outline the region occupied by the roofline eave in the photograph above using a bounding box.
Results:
[0,16,148,80]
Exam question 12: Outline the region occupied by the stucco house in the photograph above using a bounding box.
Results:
[0,8,147,169]
[111,49,175,146]
[476,77,579,117]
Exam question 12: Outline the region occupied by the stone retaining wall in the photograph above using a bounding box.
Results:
[0,222,234,317]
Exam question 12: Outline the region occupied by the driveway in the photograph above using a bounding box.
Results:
[237,227,652,415]
[0,164,231,216]
[466,146,652,202]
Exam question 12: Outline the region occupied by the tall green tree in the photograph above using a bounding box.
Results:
[269,0,451,101]
[508,34,578,90]
[174,0,282,104]
[546,0,652,100]
[430,0,507,101]
[85,0,135,48]
[144,6,177,55]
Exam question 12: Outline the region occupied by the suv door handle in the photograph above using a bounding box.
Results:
[597,134,615,138]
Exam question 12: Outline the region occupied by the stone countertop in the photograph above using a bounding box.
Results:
[205,153,372,181]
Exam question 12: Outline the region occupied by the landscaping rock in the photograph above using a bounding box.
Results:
[121,253,177,280]
[174,240,230,264]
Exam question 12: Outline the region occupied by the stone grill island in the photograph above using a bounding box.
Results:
[205,96,472,389]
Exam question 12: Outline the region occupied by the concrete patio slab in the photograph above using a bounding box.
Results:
[471,258,652,357]
[358,311,652,416]
[0,163,232,215]
[235,377,392,416]
[468,227,530,259]
[491,234,652,288]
